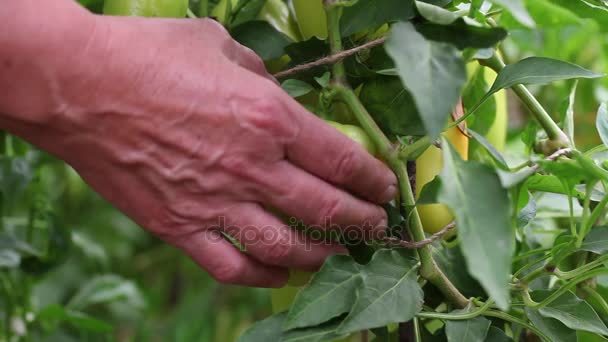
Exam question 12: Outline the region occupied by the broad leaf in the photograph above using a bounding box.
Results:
[488,0,535,28]
[386,22,466,139]
[239,313,348,342]
[501,0,582,29]
[340,0,416,37]
[482,58,604,103]
[484,327,512,342]
[230,0,266,27]
[359,76,426,137]
[281,80,314,98]
[232,21,293,61]
[284,255,362,330]
[337,250,423,333]
[416,20,508,50]
[415,1,460,24]
[462,65,498,137]
[580,0,608,11]
[580,226,608,254]
[534,290,608,336]
[37,304,113,333]
[526,308,577,342]
[438,139,512,310]
[596,103,608,149]
[468,130,508,169]
[445,313,491,342]
[67,275,145,311]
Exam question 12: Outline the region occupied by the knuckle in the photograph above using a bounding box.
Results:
[212,260,247,284]
[261,234,293,262]
[317,195,342,226]
[333,148,359,183]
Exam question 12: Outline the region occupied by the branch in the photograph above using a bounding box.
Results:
[273,37,387,79]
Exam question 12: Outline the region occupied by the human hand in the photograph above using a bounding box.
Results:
[29,15,397,287]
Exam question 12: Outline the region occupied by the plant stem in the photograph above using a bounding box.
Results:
[554,254,608,280]
[482,311,551,342]
[324,3,346,83]
[323,1,468,309]
[526,268,608,309]
[578,191,608,246]
[479,54,570,148]
[417,299,493,320]
[583,285,608,315]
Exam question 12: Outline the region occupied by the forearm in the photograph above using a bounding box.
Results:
[0,0,97,131]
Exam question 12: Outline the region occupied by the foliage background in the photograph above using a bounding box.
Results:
[2,0,608,341]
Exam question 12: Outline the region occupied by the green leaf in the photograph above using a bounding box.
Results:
[230,0,266,27]
[501,0,582,29]
[462,65,498,137]
[284,255,362,330]
[37,304,113,333]
[359,76,426,137]
[67,275,145,311]
[239,313,284,342]
[578,331,608,342]
[416,20,508,50]
[417,176,442,205]
[434,246,486,299]
[415,1,460,25]
[232,21,293,61]
[445,313,491,342]
[580,226,608,254]
[596,103,608,149]
[337,250,423,334]
[340,0,416,37]
[483,58,604,102]
[281,80,314,98]
[0,250,20,268]
[0,156,33,207]
[484,327,512,342]
[487,0,535,28]
[239,313,348,342]
[526,308,577,342]
[386,22,466,139]
[579,0,608,11]
[468,130,508,169]
[438,139,512,310]
[533,290,608,336]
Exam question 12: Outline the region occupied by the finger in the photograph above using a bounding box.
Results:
[225,203,347,272]
[171,229,288,288]
[284,102,397,203]
[259,160,388,236]
[226,40,277,83]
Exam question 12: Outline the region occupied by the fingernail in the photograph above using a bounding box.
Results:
[380,185,397,203]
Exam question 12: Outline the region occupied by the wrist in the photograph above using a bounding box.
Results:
[0,1,100,127]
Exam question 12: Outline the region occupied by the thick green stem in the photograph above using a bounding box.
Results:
[480,54,570,148]
[483,311,551,342]
[526,268,608,309]
[324,2,346,83]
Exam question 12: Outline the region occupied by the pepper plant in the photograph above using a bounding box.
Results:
[3,0,608,341]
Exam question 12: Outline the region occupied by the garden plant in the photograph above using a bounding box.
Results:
[3,0,608,341]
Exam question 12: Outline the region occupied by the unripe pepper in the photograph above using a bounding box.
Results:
[103,0,188,17]
[291,0,328,40]
[416,105,469,235]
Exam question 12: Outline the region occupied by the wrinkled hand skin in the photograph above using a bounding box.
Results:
[0,4,397,287]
